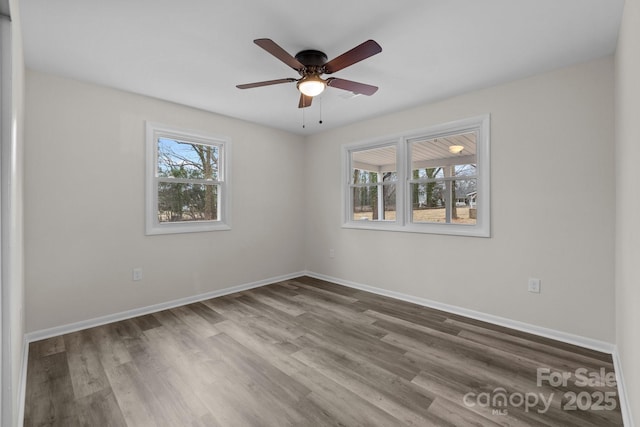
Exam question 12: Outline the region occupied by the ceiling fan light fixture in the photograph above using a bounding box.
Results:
[297,75,326,97]
[448,145,464,154]
[237,39,381,109]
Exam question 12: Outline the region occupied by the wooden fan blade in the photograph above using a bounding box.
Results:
[254,39,305,71]
[236,78,296,89]
[298,93,313,108]
[327,78,378,96]
[324,40,382,74]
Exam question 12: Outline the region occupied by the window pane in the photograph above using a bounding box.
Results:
[411,181,446,222]
[351,184,396,221]
[350,144,397,222]
[411,180,446,209]
[410,131,476,176]
[158,182,219,222]
[454,163,477,177]
[383,171,397,182]
[411,179,477,224]
[353,170,378,184]
[351,145,397,184]
[453,179,477,225]
[158,138,219,180]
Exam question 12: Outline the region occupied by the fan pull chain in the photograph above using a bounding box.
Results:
[302,105,306,129]
[319,96,323,124]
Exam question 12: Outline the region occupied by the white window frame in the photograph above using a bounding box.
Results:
[145,122,231,235]
[342,114,490,237]
[343,139,405,230]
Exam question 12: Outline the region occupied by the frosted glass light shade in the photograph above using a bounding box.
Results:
[298,76,326,97]
[448,145,464,154]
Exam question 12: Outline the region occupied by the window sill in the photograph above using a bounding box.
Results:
[342,221,490,237]
[145,222,231,236]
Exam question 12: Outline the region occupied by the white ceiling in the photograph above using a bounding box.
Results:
[19,0,623,135]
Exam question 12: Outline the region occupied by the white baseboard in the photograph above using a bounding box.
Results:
[25,270,616,353]
[25,271,306,343]
[303,271,616,354]
[22,270,631,426]
[612,348,634,427]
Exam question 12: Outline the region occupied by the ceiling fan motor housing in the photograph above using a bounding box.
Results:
[295,50,328,69]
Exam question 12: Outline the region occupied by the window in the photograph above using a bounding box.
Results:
[408,131,478,225]
[350,144,398,222]
[146,122,231,235]
[343,115,490,237]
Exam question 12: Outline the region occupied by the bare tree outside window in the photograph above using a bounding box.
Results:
[157,138,221,223]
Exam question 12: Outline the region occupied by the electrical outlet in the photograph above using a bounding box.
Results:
[133,268,143,281]
[329,248,335,258]
[528,278,541,293]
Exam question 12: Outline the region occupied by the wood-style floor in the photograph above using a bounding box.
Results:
[24,276,623,426]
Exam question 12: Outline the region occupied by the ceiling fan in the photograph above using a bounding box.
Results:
[236,38,382,108]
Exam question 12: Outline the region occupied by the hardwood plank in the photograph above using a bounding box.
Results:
[291,342,439,425]
[295,314,420,381]
[161,368,213,420]
[199,294,261,322]
[187,301,227,324]
[275,279,301,290]
[411,370,551,427]
[130,313,162,331]
[457,329,612,376]
[291,366,413,427]
[427,397,503,427]
[29,336,65,358]
[188,359,270,426]
[230,295,307,342]
[214,319,307,376]
[64,330,110,399]
[74,388,127,427]
[446,314,615,364]
[125,332,169,374]
[445,318,614,370]
[103,362,166,426]
[194,335,312,426]
[24,352,80,427]
[191,413,221,427]
[26,344,70,386]
[141,327,218,387]
[288,280,360,304]
[289,292,380,329]
[134,365,208,426]
[168,305,220,338]
[87,323,132,370]
[245,287,307,317]
[292,276,362,297]
[207,332,311,403]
